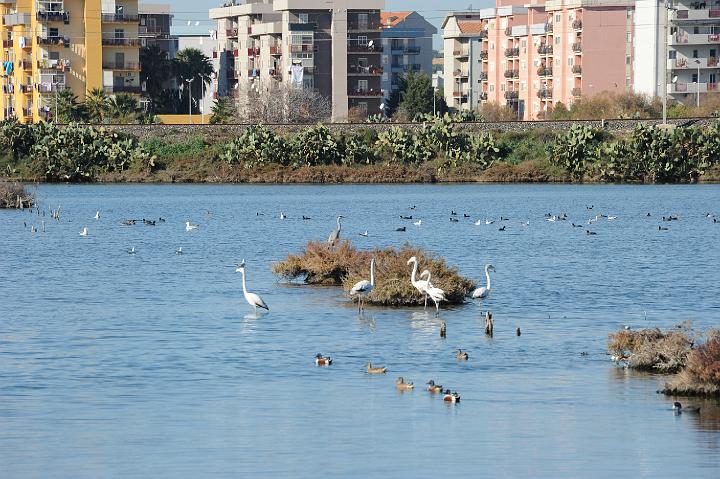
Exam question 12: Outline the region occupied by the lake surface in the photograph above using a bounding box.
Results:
[1,184,719,478]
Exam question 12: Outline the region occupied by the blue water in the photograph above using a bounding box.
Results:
[1,184,719,478]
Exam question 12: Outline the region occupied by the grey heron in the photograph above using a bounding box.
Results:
[327,215,344,245]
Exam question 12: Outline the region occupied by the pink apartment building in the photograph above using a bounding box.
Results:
[443,0,635,120]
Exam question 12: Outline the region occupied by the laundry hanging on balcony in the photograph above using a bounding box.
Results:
[3,61,13,76]
[288,64,304,87]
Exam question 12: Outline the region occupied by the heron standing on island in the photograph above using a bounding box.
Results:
[328,215,344,245]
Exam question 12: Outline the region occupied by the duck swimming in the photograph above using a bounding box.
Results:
[673,402,700,414]
[443,390,461,403]
[315,353,332,366]
[366,362,387,374]
[426,380,443,393]
[456,349,469,361]
[395,377,414,391]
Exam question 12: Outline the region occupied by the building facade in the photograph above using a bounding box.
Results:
[380,11,437,100]
[1,0,141,123]
[175,34,215,119]
[139,3,173,54]
[209,0,384,121]
[443,0,634,120]
[635,0,720,107]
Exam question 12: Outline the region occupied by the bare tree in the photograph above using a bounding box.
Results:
[236,81,331,124]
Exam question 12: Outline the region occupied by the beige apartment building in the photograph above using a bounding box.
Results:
[209,0,384,121]
[1,0,141,123]
[443,0,635,120]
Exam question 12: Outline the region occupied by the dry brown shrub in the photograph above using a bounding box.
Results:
[664,331,720,396]
[608,323,696,373]
[0,181,34,208]
[272,241,475,306]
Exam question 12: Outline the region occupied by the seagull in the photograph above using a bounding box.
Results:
[359,230,369,237]
[414,220,422,226]
[485,219,494,225]
[94,211,100,220]
[521,221,530,227]
[185,221,198,231]
[127,247,136,254]
[474,220,482,225]
[547,215,557,222]
[608,215,618,220]
[280,212,287,220]
[176,247,183,255]
[79,227,88,236]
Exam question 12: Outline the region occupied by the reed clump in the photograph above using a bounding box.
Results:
[0,180,33,209]
[663,331,720,397]
[272,241,475,306]
[608,323,696,373]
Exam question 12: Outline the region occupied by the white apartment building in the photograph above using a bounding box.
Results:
[209,0,385,121]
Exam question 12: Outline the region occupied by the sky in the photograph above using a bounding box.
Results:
[169,0,495,49]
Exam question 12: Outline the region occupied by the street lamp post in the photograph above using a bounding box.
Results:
[186,77,195,125]
[662,1,677,125]
[198,73,206,124]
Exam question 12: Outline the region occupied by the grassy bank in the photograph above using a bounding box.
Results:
[0,180,34,209]
[2,118,719,184]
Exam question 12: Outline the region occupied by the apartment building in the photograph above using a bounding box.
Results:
[139,3,173,53]
[380,11,437,99]
[443,0,634,120]
[1,0,141,123]
[209,0,384,121]
[635,0,720,106]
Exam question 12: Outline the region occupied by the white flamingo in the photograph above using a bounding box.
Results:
[350,258,375,313]
[235,260,269,313]
[407,256,430,308]
[472,264,495,299]
[420,270,447,316]
[79,227,88,236]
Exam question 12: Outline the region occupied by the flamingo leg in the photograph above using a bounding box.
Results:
[424,294,428,309]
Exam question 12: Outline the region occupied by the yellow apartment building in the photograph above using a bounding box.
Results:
[1,0,140,123]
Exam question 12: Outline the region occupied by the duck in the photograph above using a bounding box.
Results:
[443,390,461,403]
[485,219,494,225]
[673,402,700,413]
[449,217,459,223]
[474,219,482,226]
[450,210,457,216]
[79,227,88,236]
[396,227,406,232]
[315,353,332,366]
[516,327,521,336]
[426,380,443,393]
[586,229,597,235]
[395,377,414,391]
[659,226,669,231]
[498,226,506,231]
[608,215,618,220]
[302,215,312,220]
[400,215,413,220]
[127,247,136,255]
[185,221,198,231]
[176,247,183,255]
[280,212,287,220]
[366,362,387,374]
[456,349,469,361]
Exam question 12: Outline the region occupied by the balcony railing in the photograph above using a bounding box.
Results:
[479,92,488,100]
[504,26,513,36]
[537,88,553,99]
[248,47,260,56]
[404,46,421,54]
[504,90,519,100]
[479,71,488,81]
[101,14,139,23]
[572,88,582,96]
[102,37,141,46]
[103,85,142,94]
[347,41,381,53]
[505,47,520,57]
[504,69,519,79]
[479,51,488,60]
[2,40,12,48]
[479,30,488,40]
[572,42,582,53]
[38,59,71,71]
[348,89,384,97]
[453,90,468,98]
[38,35,70,47]
[348,21,381,32]
[226,28,238,37]
[404,64,421,72]
[270,45,282,55]
[348,65,383,75]
[538,44,553,55]
[572,64,582,74]
[36,11,69,23]
[537,67,553,77]
[103,61,141,70]
[545,23,553,33]
[453,69,469,77]
[572,20,583,30]
[453,48,469,57]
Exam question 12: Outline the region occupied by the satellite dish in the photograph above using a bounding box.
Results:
[187,21,191,26]
[368,40,374,48]
[672,75,678,83]
[195,21,200,26]
[379,103,385,110]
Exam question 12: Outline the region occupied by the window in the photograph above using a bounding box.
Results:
[534,101,540,111]
[693,49,699,58]
[711,49,717,57]
[568,77,573,86]
[116,5,124,15]
[115,29,125,39]
[533,59,539,67]
[568,57,573,66]
[49,27,59,37]
[490,42,495,50]
[358,57,368,67]
[303,77,314,89]
[555,14,561,22]
[532,80,538,89]
[627,9,633,18]
[357,102,368,114]
[521,60,526,70]
[49,51,60,60]
[358,35,368,45]
[669,50,677,59]
[357,13,369,29]
[500,83,506,91]
[626,32,631,43]
[489,84,494,92]
[521,81,526,91]
[521,40,526,48]
[358,79,368,91]
[298,13,309,24]
[692,73,698,83]
[626,76,631,86]
[555,36,560,45]
[711,73,716,83]
[555,58,560,66]
[693,26,699,34]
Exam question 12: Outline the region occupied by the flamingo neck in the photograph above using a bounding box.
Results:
[240,269,248,295]
[337,217,342,231]
[370,260,375,286]
[410,260,418,285]
[485,268,491,290]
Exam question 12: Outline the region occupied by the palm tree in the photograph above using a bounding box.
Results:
[85,87,110,123]
[55,89,87,123]
[140,45,172,111]
[107,93,139,123]
[173,48,214,114]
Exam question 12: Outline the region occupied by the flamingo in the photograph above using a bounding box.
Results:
[420,270,447,316]
[407,256,430,308]
[350,258,375,313]
[472,264,495,299]
[235,260,269,313]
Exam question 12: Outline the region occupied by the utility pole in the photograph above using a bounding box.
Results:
[695,59,701,108]
[186,77,195,125]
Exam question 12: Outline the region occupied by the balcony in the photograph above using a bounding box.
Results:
[22,107,32,118]
[38,83,68,94]
[404,46,421,54]
[2,40,12,48]
[672,33,720,45]
[17,60,33,69]
[227,68,241,79]
[269,69,282,81]
[453,90,468,98]
[38,59,70,71]
[669,57,719,69]
[403,64,421,72]
[504,69,519,79]
[479,92,488,101]
[545,22,553,33]
[248,47,260,56]
[505,47,520,57]
[347,41,382,53]
[572,88,582,97]
[673,8,720,22]
[572,42,582,53]
[103,61,141,71]
[572,20,583,30]
[537,88,553,99]
[101,14,139,23]
[4,12,30,25]
[479,71,488,81]
[102,37,141,47]
[226,28,238,37]
[537,67,553,77]
[103,85,142,94]
[479,50,488,60]
[38,35,70,47]
[348,65,383,76]
[479,30,488,40]
[290,44,315,53]
[538,44,553,55]
[504,26,512,36]
[504,90,519,100]
[453,48,469,57]
[572,64,582,75]
[348,89,384,97]
[454,68,469,78]
[348,21,381,32]
[36,10,69,23]
[270,45,282,55]
[668,82,719,93]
